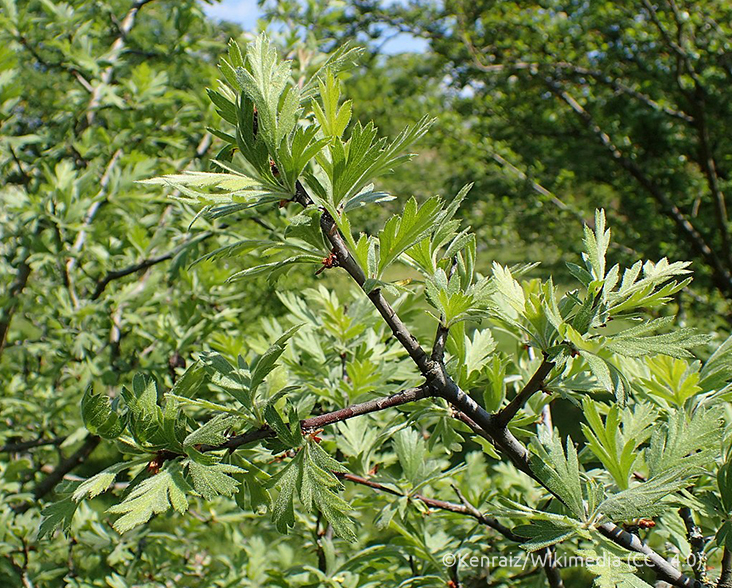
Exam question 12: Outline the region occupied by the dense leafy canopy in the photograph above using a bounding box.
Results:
[2,2,732,588]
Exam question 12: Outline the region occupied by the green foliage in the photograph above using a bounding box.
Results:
[581,399,653,490]
[81,387,126,439]
[320,0,732,312]
[580,543,654,588]
[4,14,732,588]
[266,439,355,541]
[529,431,585,520]
[186,456,243,501]
[106,461,190,533]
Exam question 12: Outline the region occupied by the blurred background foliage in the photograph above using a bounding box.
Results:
[1,0,731,586]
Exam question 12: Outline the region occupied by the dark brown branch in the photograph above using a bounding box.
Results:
[91,231,214,300]
[719,546,732,588]
[205,386,431,452]
[542,546,565,588]
[33,435,101,501]
[431,323,450,363]
[679,507,707,582]
[0,436,67,453]
[496,357,554,427]
[13,435,101,513]
[8,145,30,184]
[293,181,436,375]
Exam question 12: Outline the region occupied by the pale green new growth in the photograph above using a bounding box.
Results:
[107,463,190,533]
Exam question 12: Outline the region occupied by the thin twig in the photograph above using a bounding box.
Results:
[16,34,94,93]
[340,472,521,542]
[90,231,214,300]
[204,386,431,452]
[431,257,458,363]
[0,436,67,453]
[496,356,554,427]
[451,484,521,541]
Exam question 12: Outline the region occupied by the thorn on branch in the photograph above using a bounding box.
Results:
[306,429,324,443]
[146,450,177,475]
[315,249,339,276]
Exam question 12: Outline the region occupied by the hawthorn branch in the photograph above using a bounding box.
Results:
[32,435,101,501]
[290,179,704,588]
[290,178,701,586]
[205,386,431,452]
[13,435,101,513]
[679,507,707,582]
[596,522,704,588]
[0,436,67,453]
[339,471,521,542]
[719,547,732,588]
[431,256,458,363]
[91,231,215,300]
[293,181,435,374]
[496,356,554,427]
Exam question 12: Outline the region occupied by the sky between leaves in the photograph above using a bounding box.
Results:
[200,0,430,54]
